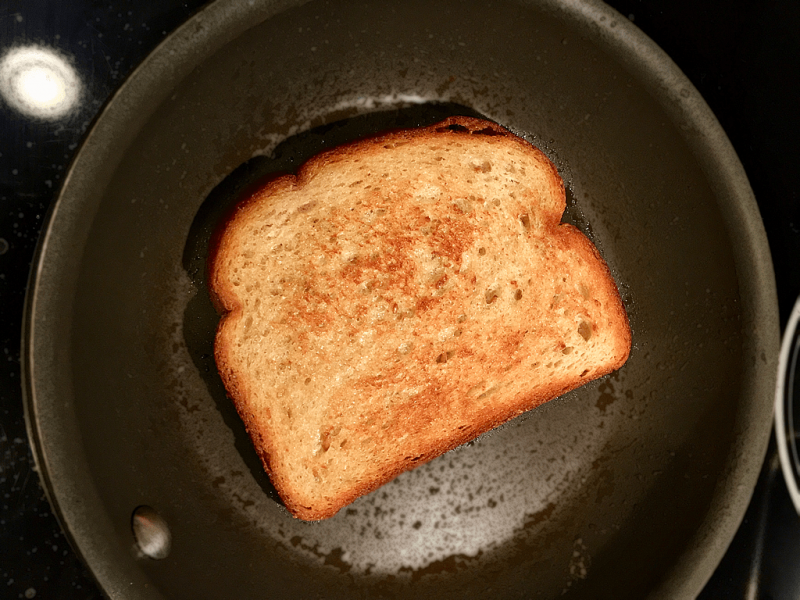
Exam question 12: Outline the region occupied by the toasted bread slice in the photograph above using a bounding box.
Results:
[209,116,631,520]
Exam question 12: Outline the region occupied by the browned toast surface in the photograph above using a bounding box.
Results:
[209,116,631,520]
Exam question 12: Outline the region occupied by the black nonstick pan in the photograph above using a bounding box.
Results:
[23,0,779,598]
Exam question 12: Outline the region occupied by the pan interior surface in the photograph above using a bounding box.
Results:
[24,0,778,599]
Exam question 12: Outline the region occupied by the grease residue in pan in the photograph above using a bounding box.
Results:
[163,104,632,579]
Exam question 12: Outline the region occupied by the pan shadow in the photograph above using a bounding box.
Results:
[179,102,487,507]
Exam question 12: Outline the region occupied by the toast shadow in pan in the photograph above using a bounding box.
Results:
[180,102,592,511]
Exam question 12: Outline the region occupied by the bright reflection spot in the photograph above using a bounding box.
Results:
[0,46,81,120]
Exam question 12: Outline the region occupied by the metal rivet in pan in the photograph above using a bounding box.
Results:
[131,505,171,560]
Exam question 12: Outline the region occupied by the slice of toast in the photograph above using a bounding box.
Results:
[208,116,631,521]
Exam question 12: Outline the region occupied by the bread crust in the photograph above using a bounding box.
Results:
[208,116,631,520]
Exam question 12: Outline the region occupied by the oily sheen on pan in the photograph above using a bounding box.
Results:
[208,116,631,521]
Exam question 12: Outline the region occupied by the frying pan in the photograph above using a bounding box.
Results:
[22,0,778,598]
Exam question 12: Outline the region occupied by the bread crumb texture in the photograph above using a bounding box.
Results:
[210,117,631,520]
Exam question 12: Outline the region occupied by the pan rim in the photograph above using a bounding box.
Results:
[22,0,779,598]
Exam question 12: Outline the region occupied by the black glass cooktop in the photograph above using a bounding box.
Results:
[1,1,798,597]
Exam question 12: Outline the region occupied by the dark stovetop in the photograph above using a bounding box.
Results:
[1,1,799,598]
